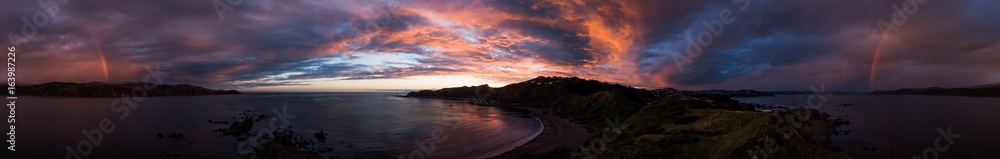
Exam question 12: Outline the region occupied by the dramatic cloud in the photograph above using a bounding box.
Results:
[3,0,998,91]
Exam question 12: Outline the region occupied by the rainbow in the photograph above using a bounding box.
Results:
[868,35,888,91]
[95,42,110,82]
[86,24,110,82]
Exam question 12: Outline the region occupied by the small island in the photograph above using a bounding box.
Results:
[15,82,241,97]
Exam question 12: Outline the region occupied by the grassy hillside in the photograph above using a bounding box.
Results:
[406,76,851,158]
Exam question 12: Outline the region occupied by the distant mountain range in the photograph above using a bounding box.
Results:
[405,79,774,100]
[761,91,869,95]
[689,89,774,97]
[405,76,848,158]
[873,86,1000,97]
[761,84,1000,97]
[14,82,241,97]
[968,83,1000,89]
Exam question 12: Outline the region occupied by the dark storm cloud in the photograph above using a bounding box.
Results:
[3,0,998,90]
[632,0,1000,90]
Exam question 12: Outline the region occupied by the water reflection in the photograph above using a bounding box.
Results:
[3,93,542,158]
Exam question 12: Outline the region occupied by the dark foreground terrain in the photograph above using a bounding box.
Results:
[406,76,851,158]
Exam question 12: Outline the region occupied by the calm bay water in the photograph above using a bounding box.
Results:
[736,95,1000,158]
[3,93,542,158]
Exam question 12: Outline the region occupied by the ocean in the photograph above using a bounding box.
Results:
[3,92,542,158]
[736,95,1000,158]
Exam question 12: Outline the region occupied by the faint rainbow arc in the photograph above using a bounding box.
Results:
[86,24,110,82]
[869,35,888,92]
[95,42,110,82]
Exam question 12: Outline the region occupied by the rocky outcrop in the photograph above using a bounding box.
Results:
[404,84,491,99]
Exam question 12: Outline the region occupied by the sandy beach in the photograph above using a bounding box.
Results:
[488,106,589,158]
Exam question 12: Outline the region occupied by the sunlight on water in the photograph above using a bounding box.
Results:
[6,93,541,158]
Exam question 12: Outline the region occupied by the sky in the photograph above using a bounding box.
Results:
[2,0,999,92]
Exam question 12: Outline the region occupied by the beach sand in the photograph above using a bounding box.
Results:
[488,106,588,158]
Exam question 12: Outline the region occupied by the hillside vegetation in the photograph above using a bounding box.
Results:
[406,76,851,158]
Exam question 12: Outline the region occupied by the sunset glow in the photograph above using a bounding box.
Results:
[4,0,999,91]
[4,1,1000,158]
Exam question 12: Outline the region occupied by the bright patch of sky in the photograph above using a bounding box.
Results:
[321,52,424,67]
[267,72,306,79]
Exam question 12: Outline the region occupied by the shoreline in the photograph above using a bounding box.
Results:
[398,96,589,158]
[486,105,588,158]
